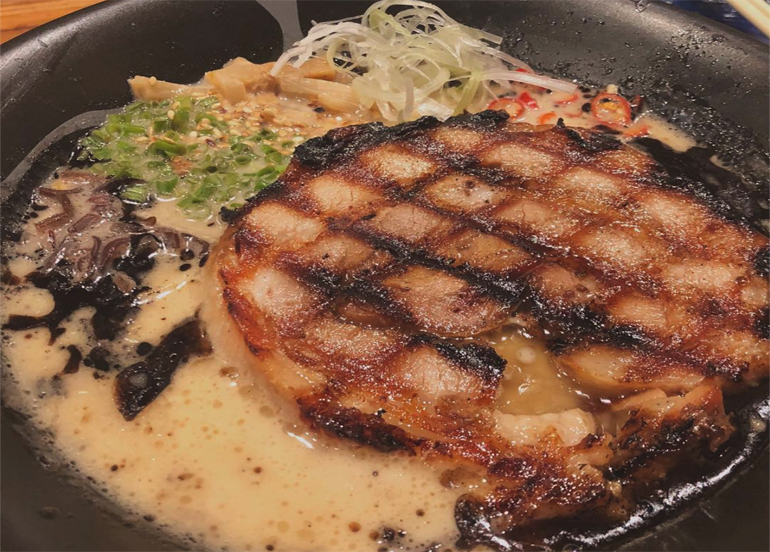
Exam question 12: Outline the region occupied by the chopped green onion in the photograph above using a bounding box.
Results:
[197,96,218,109]
[155,176,179,195]
[121,184,149,203]
[256,166,279,178]
[149,139,187,157]
[231,142,253,155]
[257,129,277,140]
[193,177,219,200]
[146,160,169,170]
[178,197,212,219]
[78,95,306,220]
[171,108,190,132]
[153,119,170,133]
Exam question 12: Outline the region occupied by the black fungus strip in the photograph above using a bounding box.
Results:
[85,346,112,372]
[34,212,70,232]
[114,234,161,279]
[97,177,148,202]
[2,270,138,342]
[1,267,21,285]
[113,319,212,421]
[61,345,82,375]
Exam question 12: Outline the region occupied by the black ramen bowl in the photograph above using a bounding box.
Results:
[1,1,768,550]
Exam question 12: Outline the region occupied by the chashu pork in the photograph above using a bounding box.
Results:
[205,111,768,548]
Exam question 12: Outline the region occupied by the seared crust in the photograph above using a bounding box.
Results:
[211,111,768,545]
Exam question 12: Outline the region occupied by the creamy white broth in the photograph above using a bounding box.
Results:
[2,70,700,552]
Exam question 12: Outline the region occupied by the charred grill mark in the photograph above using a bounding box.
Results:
[605,323,658,349]
[300,234,525,334]
[455,459,614,552]
[756,310,770,339]
[343,206,536,299]
[447,109,511,131]
[562,124,623,154]
[243,175,301,213]
[297,394,422,453]
[321,274,409,326]
[609,412,725,480]
[245,108,768,376]
[432,340,507,386]
[533,297,607,346]
[755,247,770,277]
[290,203,758,378]
[294,116,443,170]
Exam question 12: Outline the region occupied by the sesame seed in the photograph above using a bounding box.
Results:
[167,110,175,119]
[188,131,198,139]
[149,76,157,85]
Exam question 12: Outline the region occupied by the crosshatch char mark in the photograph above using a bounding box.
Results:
[212,109,769,543]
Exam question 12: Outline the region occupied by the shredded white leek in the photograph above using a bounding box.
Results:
[271,0,577,122]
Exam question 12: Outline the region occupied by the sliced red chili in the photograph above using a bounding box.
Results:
[629,95,644,110]
[537,111,558,125]
[628,94,645,119]
[487,97,525,119]
[517,91,539,109]
[590,93,632,127]
[554,92,579,106]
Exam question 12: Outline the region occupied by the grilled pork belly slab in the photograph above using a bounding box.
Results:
[209,111,768,546]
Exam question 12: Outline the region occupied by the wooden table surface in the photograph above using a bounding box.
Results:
[0,0,104,44]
